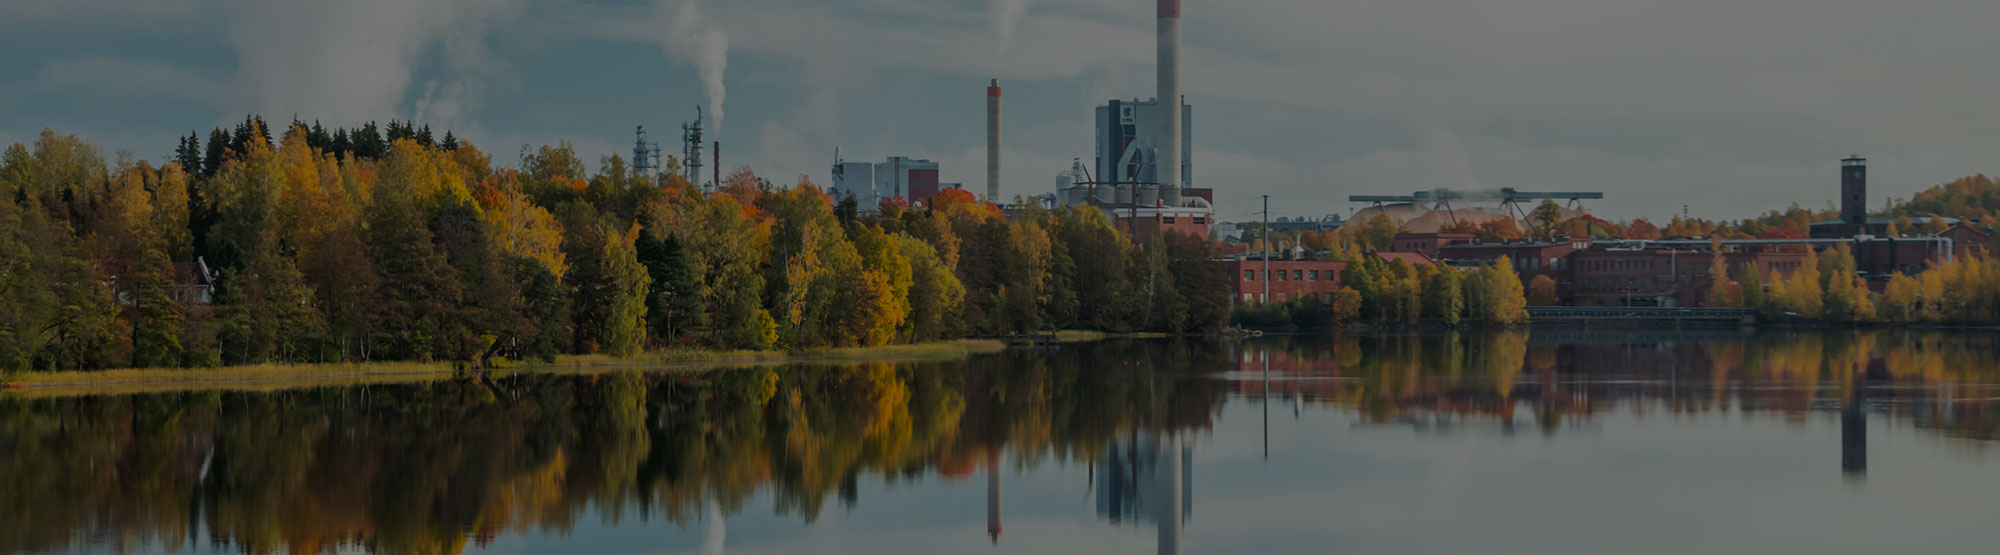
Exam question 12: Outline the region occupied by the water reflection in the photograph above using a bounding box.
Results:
[5,331,2000,554]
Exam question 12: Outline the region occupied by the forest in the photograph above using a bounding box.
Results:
[0,117,1228,373]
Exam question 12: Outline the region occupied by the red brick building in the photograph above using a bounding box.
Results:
[1391,232,1476,260]
[1569,246,1807,306]
[1435,239,1593,299]
[1223,255,1348,305]
[1940,223,1992,261]
[1116,208,1212,242]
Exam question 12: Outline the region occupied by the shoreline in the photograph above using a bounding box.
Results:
[2,331,1134,398]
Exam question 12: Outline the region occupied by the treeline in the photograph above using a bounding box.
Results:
[1230,255,1528,329]
[0,119,1225,372]
[1701,244,2000,324]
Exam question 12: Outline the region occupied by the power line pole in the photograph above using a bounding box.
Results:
[1262,195,1271,303]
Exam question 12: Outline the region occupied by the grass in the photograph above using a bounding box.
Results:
[0,335,1103,398]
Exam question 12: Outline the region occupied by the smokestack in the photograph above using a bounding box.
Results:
[713,141,721,193]
[988,79,1002,203]
[1157,0,1182,192]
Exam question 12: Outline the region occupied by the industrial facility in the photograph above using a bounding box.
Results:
[831,155,968,207]
[1042,0,1216,242]
[1347,188,1605,233]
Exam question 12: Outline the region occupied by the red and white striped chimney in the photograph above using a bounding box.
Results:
[1157,0,1181,191]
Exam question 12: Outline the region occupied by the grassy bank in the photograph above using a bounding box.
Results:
[1,333,1129,397]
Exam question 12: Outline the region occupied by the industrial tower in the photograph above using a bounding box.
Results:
[682,106,706,189]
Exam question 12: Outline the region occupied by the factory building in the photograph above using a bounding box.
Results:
[1038,0,1212,244]
[832,156,955,209]
[1095,98,1193,188]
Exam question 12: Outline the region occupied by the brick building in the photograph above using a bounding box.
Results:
[1223,254,1348,305]
[1569,245,1807,306]
[1116,207,1212,242]
[1940,223,1992,260]
[1434,239,1593,299]
[1391,232,1475,260]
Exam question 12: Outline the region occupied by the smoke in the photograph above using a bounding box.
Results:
[657,0,730,136]
[989,0,1034,54]
[699,499,725,555]
[223,0,520,129]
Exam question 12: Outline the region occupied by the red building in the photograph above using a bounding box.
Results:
[1391,232,1475,260]
[1940,223,1992,261]
[1569,246,1806,306]
[1117,208,1212,242]
[1435,239,1593,299]
[1223,254,1348,305]
[1366,251,1438,267]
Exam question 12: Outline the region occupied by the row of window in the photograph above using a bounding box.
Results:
[1520,257,1568,271]
[1581,258,1660,272]
[1160,216,1208,225]
[1237,292,1339,304]
[1241,269,1330,282]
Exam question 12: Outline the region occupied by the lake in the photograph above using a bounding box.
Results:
[6,330,2000,554]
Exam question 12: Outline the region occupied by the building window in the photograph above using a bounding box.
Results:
[1293,269,1303,281]
[1193,217,1206,225]
[1309,270,1319,281]
[1164,216,1177,224]
[1277,270,1287,282]
[1322,293,1335,303]
[1244,270,1254,282]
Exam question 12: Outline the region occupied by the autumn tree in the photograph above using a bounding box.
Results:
[1530,200,1563,240]
[1526,275,1559,307]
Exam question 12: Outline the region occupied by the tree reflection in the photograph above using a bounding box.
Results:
[9,332,2000,553]
[0,340,1227,554]
[1232,330,2000,444]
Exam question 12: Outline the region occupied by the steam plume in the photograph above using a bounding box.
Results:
[990,0,1033,54]
[658,0,730,136]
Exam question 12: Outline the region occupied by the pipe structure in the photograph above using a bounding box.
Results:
[988,79,1002,203]
[1156,0,1182,192]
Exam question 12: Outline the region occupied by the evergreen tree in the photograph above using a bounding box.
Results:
[512,257,570,361]
[202,128,228,177]
[365,183,460,361]
[174,132,203,174]
[636,226,704,344]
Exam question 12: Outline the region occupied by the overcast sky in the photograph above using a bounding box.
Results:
[3,0,1995,222]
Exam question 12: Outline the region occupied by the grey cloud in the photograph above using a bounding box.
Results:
[21,57,228,105]
[13,0,2000,221]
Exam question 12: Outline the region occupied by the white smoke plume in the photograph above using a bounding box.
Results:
[989,0,1034,54]
[224,0,519,129]
[657,0,730,137]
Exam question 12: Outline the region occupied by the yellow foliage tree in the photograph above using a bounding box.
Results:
[1526,275,1558,306]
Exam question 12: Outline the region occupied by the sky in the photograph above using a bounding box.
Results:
[3,0,1996,222]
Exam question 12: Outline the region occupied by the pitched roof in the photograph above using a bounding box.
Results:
[1368,251,1436,265]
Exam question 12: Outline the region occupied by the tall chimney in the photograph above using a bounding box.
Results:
[713,141,721,193]
[1157,0,1182,191]
[988,79,1002,203]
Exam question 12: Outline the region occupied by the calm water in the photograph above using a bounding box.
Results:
[7,331,2000,554]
